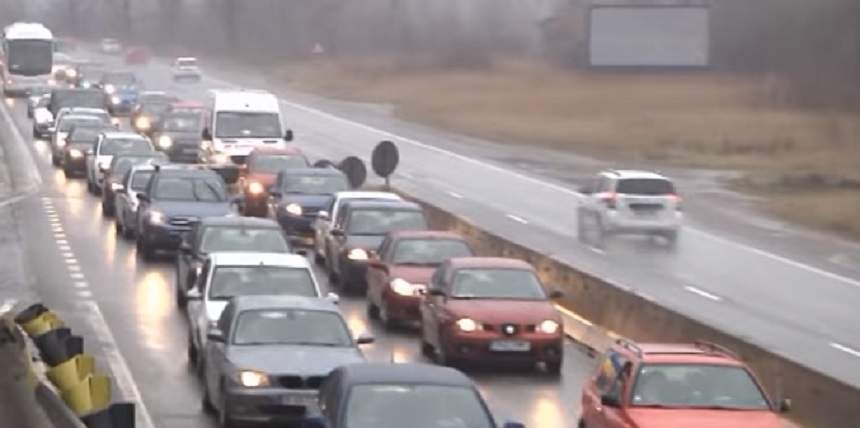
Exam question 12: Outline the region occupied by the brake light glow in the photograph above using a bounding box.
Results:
[669,194,683,210]
[602,192,617,209]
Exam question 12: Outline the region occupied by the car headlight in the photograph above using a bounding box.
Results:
[347,248,368,261]
[537,319,561,335]
[455,318,480,332]
[110,95,120,105]
[81,81,92,89]
[158,135,173,149]
[111,117,120,126]
[104,84,116,94]
[56,138,66,148]
[247,181,265,195]
[69,149,83,159]
[98,160,110,171]
[390,278,426,296]
[110,182,124,191]
[135,117,151,130]
[285,202,302,216]
[238,370,270,388]
[200,140,212,151]
[66,69,77,79]
[147,211,165,225]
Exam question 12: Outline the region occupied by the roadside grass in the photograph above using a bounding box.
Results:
[278,57,860,237]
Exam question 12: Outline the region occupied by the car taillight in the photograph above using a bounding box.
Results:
[670,194,683,211]
[602,193,617,209]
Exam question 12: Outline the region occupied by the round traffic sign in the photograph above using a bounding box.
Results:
[371,140,399,178]
[339,156,367,189]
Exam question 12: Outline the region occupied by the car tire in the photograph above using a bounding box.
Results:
[546,360,562,377]
[176,276,187,309]
[314,251,325,266]
[435,333,458,368]
[218,387,237,428]
[51,153,60,167]
[114,219,122,235]
[366,301,380,320]
[102,201,114,217]
[201,384,215,414]
[63,167,72,179]
[137,237,155,261]
[379,302,397,331]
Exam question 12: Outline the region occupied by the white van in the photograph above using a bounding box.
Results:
[202,89,293,166]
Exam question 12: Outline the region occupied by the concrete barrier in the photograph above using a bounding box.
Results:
[401,189,859,428]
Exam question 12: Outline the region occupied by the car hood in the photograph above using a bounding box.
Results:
[284,194,334,210]
[625,408,783,428]
[345,235,385,251]
[388,265,437,285]
[152,200,232,218]
[227,345,365,376]
[446,299,559,324]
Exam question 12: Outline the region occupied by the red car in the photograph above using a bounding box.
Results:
[366,230,475,329]
[241,147,309,216]
[419,257,564,375]
[125,47,151,65]
[579,340,791,428]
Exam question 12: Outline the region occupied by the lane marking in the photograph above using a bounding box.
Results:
[77,300,155,428]
[64,258,78,265]
[589,247,606,255]
[62,252,75,258]
[70,273,85,280]
[831,342,860,358]
[58,245,71,252]
[76,290,93,299]
[73,281,88,289]
[53,233,66,239]
[67,265,81,272]
[506,214,529,225]
[399,172,415,180]
[56,239,68,245]
[684,286,723,302]
[447,191,464,199]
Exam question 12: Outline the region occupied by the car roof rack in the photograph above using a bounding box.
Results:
[615,337,643,358]
[693,340,738,358]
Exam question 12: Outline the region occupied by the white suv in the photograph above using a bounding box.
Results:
[577,170,682,245]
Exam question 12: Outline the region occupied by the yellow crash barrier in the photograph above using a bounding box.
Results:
[60,374,111,416]
[47,354,95,392]
[20,311,64,337]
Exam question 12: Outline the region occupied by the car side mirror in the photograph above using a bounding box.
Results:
[355,333,375,345]
[326,292,340,305]
[186,288,202,301]
[207,328,225,343]
[330,229,345,237]
[779,398,792,413]
[502,423,525,428]
[600,393,621,408]
[302,416,327,428]
[317,210,330,220]
[549,289,564,299]
[284,129,293,142]
[201,127,212,140]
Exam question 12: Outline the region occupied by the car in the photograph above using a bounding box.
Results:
[47,88,106,122]
[27,90,50,118]
[130,91,180,135]
[86,131,154,195]
[305,363,525,428]
[172,57,201,82]
[175,217,293,308]
[265,168,349,243]
[114,164,156,240]
[51,52,76,84]
[419,257,565,375]
[577,170,683,246]
[100,38,122,54]
[326,200,428,293]
[366,231,474,329]
[50,113,111,166]
[100,71,141,115]
[74,63,105,89]
[52,106,113,133]
[150,107,206,163]
[313,191,403,265]
[200,296,372,427]
[124,46,151,65]
[135,165,233,259]
[184,252,334,367]
[579,340,791,428]
[240,147,310,217]
[101,153,167,216]
[62,126,111,178]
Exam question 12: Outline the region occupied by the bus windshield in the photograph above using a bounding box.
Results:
[6,39,53,76]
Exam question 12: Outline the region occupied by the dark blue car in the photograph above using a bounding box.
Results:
[100,71,140,115]
[305,363,525,428]
[266,167,350,247]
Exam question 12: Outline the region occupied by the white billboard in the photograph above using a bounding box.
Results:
[589,6,710,67]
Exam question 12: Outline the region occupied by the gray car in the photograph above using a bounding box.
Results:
[201,295,373,427]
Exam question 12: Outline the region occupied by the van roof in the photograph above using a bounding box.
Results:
[212,90,279,113]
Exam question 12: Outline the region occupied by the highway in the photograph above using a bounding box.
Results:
[1,48,859,427]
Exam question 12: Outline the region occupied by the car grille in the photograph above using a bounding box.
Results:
[276,375,325,390]
[230,155,248,164]
[483,323,527,336]
[168,216,199,227]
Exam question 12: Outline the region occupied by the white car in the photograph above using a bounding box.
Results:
[577,170,683,245]
[312,191,403,264]
[85,131,154,195]
[184,252,337,366]
[114,164,156,239]
[100,38,121,54]
[171,57,201,82]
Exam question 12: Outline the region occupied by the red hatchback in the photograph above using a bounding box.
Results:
[580,340,791,428]
[419,257,565,375]
[366,230,474,329]
[241,147,309,216]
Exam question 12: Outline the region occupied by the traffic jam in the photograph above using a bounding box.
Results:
[3,22,794,428]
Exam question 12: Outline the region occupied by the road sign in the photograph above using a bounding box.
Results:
[339,156,366,189]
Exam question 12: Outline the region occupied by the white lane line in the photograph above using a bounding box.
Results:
[59,245,71,252]
[399,172,415,180]
[684,286,723,302]
[56,239,68,245]
[67,265,81,272]
[76,290,93,299]
[62,252,75,258]
[506,214,529,225]
[70,273,85,280]
[831,342,860,358]
[64,258,78,265]
[447,191,464,199]
[589,247,606,255]
[53,233,66,239]
[77,300,155,428]
[73,281,88,289]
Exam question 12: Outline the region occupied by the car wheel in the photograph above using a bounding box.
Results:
[201,383,215,413]
[101,201,113,217]
[218,388,237,428]
[51,153,60,167]
[63,167,72,179]
[435,333,458,368]
[114,219,122,235]
[137,237,155,261]
[366,301,380,320]
[379,302,397,331]
[314,251,325,266]
[546,360,562,377]
[419,322,435,358]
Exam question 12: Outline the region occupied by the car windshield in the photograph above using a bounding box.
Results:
[130,171,153,191]
[59,116,104,132]
[233,309,352,347]
[52,92,104,112]
[250,155,308,173]
[177,59,197,67]
[104,73,136,86]
[101,139,152,156]
[152,176,226,201]
[68,128,102,144]
[199,227,290,254]
[161,114,202,132]
[141,103,171,115]
[345,385,492,428]
[616,179,676,196]
[392,239,473,265]
[215,112,281,138]
[346,209,427,235]
[6,39,53,76]
[451,268,547,300]
[631,364,771,410]
[284,174,348,194]
[208,266,317,300]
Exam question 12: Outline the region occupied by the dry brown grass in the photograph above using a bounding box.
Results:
[756,190,860,239]
[280,57,860,236]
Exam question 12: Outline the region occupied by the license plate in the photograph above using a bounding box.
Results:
[281,393,317,407]
[490,340,531,352]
